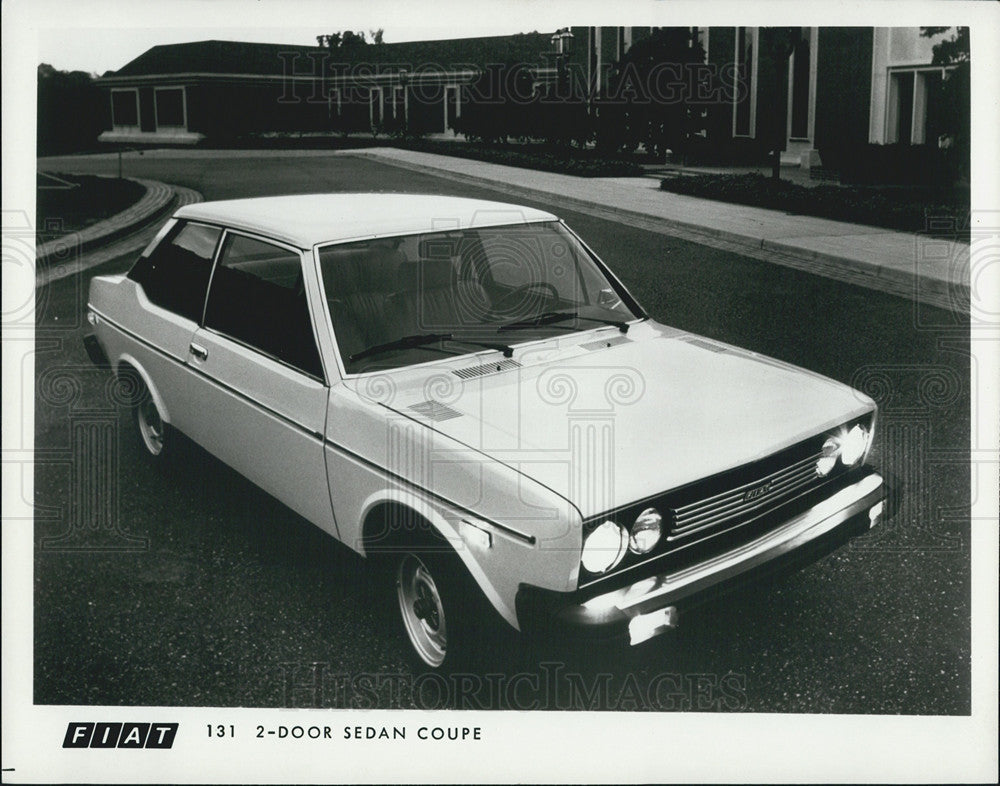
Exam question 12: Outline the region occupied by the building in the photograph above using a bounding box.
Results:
[97,33,554,145]
[563,26,961,168]
[97,27,964,173]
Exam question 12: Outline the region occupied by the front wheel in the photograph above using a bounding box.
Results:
[393,546,508,672]
[396,553,451,669]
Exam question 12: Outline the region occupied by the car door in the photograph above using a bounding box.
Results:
[121,219,223,434]
[185,229,338,537]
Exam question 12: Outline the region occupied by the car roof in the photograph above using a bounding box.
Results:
[174,193,558,248]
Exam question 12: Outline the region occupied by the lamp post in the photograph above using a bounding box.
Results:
[550,28,574,96]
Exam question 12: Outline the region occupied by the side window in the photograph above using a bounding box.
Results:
[204,233,324,379]
[128,221,221,322]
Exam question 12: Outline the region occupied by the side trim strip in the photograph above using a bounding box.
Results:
[325,437,538,546]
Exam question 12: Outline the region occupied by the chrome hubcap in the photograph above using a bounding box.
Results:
[397,554,447,667]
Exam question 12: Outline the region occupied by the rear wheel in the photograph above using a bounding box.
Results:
[136,395,167,456]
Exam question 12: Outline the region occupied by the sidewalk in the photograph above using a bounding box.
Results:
[350,148,971,314]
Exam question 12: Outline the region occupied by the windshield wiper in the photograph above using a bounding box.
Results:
[576,315,630,333]
[496,310,580,333]
[349,332,454,363]
[497,310,629,334]
[451,336,515,357]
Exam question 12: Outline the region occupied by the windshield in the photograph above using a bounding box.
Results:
[317,221,641,374]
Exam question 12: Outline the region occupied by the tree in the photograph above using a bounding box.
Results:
[316,29,384,51]
[604,28,707,161]
[37,64,107,155]
[920,27,969,182]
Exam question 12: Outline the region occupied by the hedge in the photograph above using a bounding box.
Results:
[659,173,969,238]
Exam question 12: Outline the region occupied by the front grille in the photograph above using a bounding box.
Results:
[577,411,876,590]
[668,450,823,541]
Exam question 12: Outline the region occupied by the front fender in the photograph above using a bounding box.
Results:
[358,488,524,628]
[358,486,583,631]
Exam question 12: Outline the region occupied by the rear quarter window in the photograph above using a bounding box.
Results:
[128,220,221,322]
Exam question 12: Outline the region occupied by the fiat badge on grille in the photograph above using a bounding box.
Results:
[743,481,773,502]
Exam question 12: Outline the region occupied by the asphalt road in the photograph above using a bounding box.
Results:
[32,153,970,712]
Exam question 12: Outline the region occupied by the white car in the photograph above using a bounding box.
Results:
[85,193,888,669]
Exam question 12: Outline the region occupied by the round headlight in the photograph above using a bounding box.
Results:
[581,520,628,574]
[629,508,663,554]
[816,436,839,476]
[840,424,869,466]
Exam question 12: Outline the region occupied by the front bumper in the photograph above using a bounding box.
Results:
[517,468,887,646]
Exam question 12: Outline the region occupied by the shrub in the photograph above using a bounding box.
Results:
[402,139,642,177]
[659,173,969,237]
[817,142,960,186]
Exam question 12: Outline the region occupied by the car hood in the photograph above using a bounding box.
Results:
[357,323,874,520]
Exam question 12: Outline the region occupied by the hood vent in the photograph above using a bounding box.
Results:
[407,399,463,421]
[684,337,729,353]
[452,358,521,379]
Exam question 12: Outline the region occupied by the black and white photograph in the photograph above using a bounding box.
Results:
[3,0,998,782]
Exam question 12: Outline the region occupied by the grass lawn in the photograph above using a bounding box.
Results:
[36,172,146,235]
[660,173,970,241]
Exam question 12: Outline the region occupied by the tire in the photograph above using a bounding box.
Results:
[393,545,503,672]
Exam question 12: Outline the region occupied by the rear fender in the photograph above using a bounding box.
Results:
[115,353,171,424]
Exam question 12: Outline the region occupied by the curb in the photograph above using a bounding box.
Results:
[351,151,969,314]
[35,181,203,289]
[35,176,177,266]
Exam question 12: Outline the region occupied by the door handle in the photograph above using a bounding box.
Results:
[189,342,208,361]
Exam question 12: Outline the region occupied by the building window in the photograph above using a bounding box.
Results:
[392,85,405,119]
[733,27,757,137]
[887,67,947,145]
[370,87,383,127]
[695,26,709,61]
[154,87,186,129]
[111,88,140,130]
